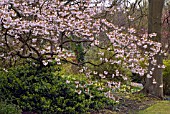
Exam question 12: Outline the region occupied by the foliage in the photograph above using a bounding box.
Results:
[163,60,170,95]
[70,39,85,63]
[85,47,132,83]
[125,93,148,102]
[0,62,116,113]
[0,100,22,114]
[59,63,81,75]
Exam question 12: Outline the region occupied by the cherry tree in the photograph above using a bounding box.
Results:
[0,0,166,98]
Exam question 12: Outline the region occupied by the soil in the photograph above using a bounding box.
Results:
[114,98,156,114]
[90,95,157,114]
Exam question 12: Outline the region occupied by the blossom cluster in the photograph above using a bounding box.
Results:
[0,0,166,88]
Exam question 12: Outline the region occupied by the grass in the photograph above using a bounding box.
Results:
[138,101,170,114]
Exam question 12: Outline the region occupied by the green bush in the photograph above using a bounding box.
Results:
[0,100,22,114]
[163,60,170,95]
[0,61,116,113]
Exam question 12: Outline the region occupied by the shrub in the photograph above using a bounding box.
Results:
[0,100,22,114]
[0,61,116,113]
[163,60,170,95]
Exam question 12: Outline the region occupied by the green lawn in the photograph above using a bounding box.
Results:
[138,101,170,114]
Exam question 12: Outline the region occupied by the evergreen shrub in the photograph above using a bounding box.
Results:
[0,61,116,114]
[163,60,170,95]
[0,100,22,114]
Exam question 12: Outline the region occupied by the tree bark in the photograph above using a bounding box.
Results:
[142,0,165,98]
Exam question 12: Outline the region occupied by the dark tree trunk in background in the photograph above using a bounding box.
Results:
[142,0,165,98]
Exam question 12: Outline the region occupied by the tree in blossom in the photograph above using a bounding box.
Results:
[0,0,166,97]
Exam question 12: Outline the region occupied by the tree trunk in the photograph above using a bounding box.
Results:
[142,0,165,98]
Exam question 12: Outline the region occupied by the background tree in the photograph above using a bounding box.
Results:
[162,1,170,55]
